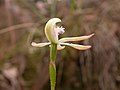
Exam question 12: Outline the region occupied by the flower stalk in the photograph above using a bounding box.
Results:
[49,43,57,90]
[31,18,94,90]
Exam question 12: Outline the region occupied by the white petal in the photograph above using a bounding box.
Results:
[57,45,65,50]
[60,43,91,50]
[31,42,51,47]
[59,33,94,43]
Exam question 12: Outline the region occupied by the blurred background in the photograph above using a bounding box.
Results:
[0,0,120,90]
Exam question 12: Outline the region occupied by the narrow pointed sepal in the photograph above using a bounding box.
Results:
[59,33,94,43]
[60,43,91,50]
[31,42,51,47]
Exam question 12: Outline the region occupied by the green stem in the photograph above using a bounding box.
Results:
[50,0,56,17]
[49,43,57,90]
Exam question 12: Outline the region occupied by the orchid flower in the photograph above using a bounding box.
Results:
[31,18,94,50]
[31,18,94,90]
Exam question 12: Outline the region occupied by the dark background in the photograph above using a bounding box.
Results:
[0,0,120,90]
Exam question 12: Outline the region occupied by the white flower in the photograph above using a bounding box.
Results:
[31,18,94,50]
